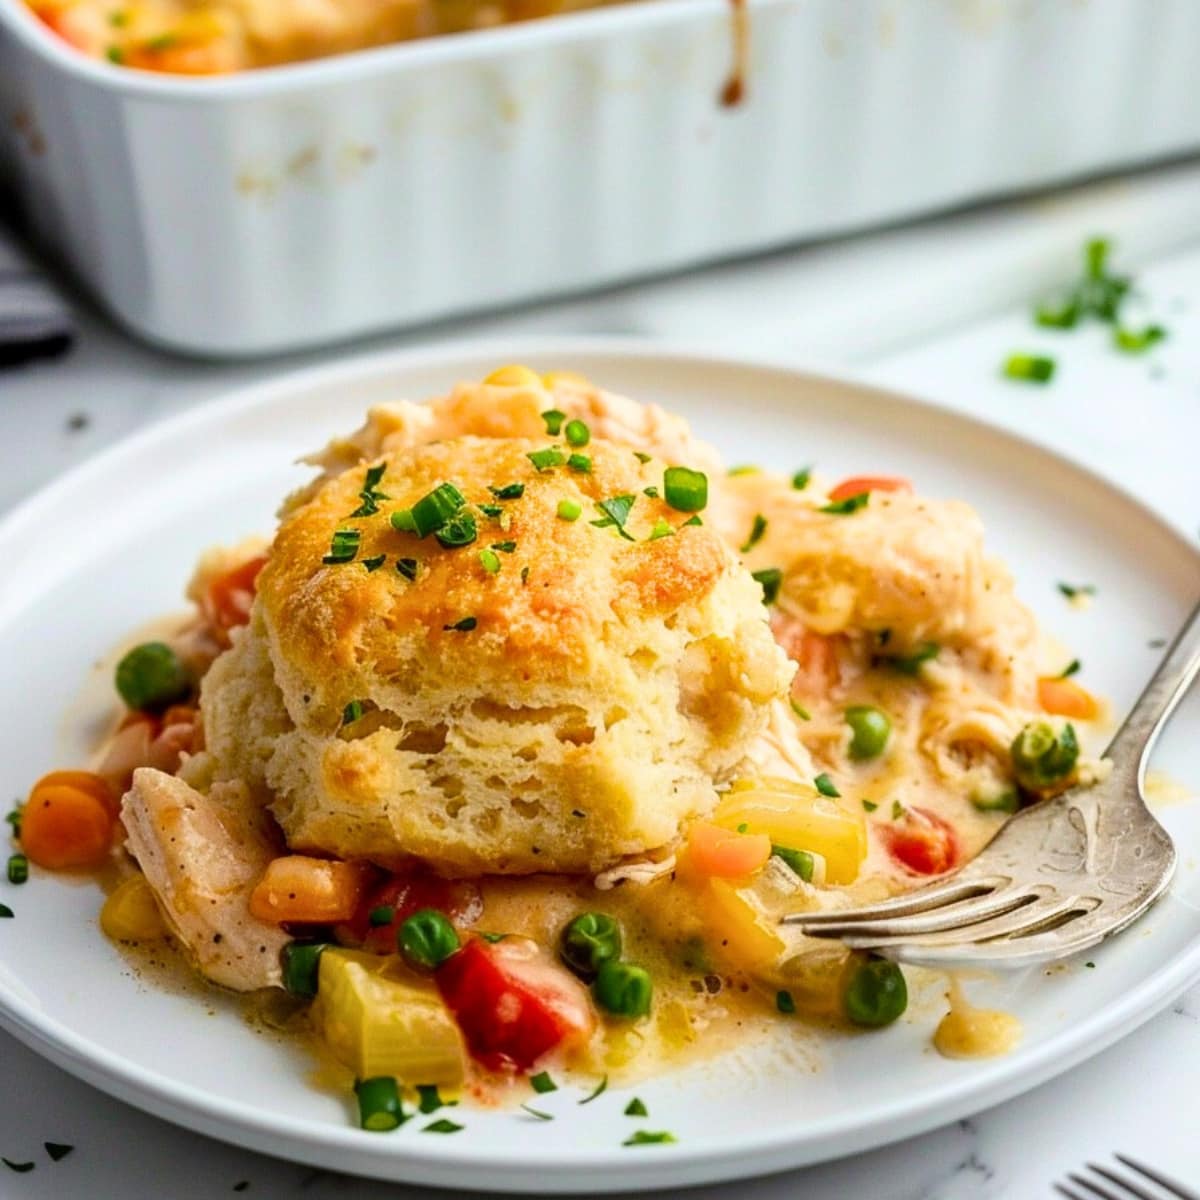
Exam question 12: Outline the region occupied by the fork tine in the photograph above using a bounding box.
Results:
[836,893,1091,951]
[1087,1164,1159,1200]
[1055,1186,1091,1200]
[871,924,1107,967]
[782,876,1006,927]
[1115,1154,1200,1200]
[1067,1172,1125,1200]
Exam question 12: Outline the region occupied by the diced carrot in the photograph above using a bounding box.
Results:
[29,770,119,818]
[1037,676,1099,720]
[827,475,912,502]
[206,554,268,643]
[160,704,197,729]
[249,856,372,925]
[771,616,842,694]
[20,784,115,870]
[683,821,772,879]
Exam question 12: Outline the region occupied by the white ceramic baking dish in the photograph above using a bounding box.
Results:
[2,0,1200,358]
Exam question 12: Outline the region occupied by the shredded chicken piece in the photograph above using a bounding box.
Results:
[594,853,676,891]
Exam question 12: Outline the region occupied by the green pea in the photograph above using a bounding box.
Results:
[398,909,460,970]
[560,912,622,980]
[281,941,328,999]
[593,961,652,1018]
[1010,721,1079,792]
[843,957,907,1027]
[845,705,892,760]
[114,642,191,712]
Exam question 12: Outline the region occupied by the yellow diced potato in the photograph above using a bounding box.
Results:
[777,943,855,1018]
[316,950,467,1087]
[483,364,542,387]
[694,875,788,975]
[100,874,167,942]
[715,777,867,885]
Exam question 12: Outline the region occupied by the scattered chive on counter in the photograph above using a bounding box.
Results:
[0,904,13,919]
[423,1120,464,1134]
[1058,582,1096,600]
[1059,659,1081,679]
[624,1098,649,1117]
[5,855,26,885]
[522,1104,553,1121]
[579,1076,608,1104]
[623,1131,676,1147]
[1002,354,1056,384]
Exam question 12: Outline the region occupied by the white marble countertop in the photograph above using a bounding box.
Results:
[0,166,1198,1199]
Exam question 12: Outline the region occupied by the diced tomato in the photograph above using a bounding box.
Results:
[436,937,595,1072]
[339,870,483,953]
[771,615,842,695]
[827,475,912,503]
[882,806,959,876]
[205,555,267,643]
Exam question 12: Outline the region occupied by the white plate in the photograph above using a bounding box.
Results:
[0,340,1198,1194]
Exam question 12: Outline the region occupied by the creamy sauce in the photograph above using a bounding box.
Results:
[933,977,1021,1060]
[1144,770,1195,810]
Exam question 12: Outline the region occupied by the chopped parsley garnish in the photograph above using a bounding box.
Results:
[1058,582,1096,600]
[813,773,840,798]
[5,854,25,885]
[417,1084,456,1114]
[892,800,905,820]
[541,409,566,435]
[771,845,814,882]
[647,519,672,541]
[403,482,466,538]
[422,1119,463,1134]
[642,486,659,498]
[862,800,878,812]
[478,503,504,518]
[396,558,418,581]
[361,554,386,572]
[623,1131,676,1147]
[489,483,525,500]
[322,529,361,564]
[1059,659,1081,678]
[591,495,637,541]
[579,1076,608,1104]
[1114,325,1167,354]
[1002,353,1056,384]
[349,463,389,517]
[0,904,13,918]
[751,567,783,605]
[342,700,364,725]
[527,446,565,472]
[624,1098,649,1117]
[886,642,940,675]
[44,1144,73,1163]
[819,492,870,515]
[565,419,590,447]
[791,466,813,490]
[443,617,477,632]
[740,513,768,554]
[790,699,811,720]
[662,466,707,513]
[776,989,797,1014]
[435,511,477,549]
[557,499,582,522]
[521,1105,554,1121]
[567,453,592,473]
[479,549,502,574]
[491,541,517,553]
[530,1071,557,1094]
[2,1160,34,1173]
[633,451,652,464]
[368,905,395,927]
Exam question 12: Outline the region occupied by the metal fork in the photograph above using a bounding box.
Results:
[1054,1152,1199,1200]
[783,599,1200,966]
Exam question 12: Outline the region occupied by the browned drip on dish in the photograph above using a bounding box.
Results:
[720,0,748,107]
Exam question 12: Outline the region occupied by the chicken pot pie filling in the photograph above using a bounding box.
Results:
[12,365,1108,1129]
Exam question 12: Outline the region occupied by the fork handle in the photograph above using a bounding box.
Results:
[1104,598,1200,786]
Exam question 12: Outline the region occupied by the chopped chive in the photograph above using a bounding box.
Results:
[5,854,26,885]
[5,804,22,839]
[491,541,517,553]
[819,492,869,515]
[736,822,749,833]
[579,1076,608,1105]
[434,510,477,549]
[740,513,768,554]
[2,1160,34,1173]
[791,466,812,490]
[530,1071,557,1094]
[390,509,417,534]
[322,529,361,564]
[751,567,783,605]
[1086,237,1109,281]
[647,518,673,541]
[624,1098,648,1117]
[521,1105,554,1121]
[444,617,477,632]
[1059,659,1081,679]
[477,931,509,943]
[1114,324,1167,354]
[541,410,566,435]
[892,800,904,820]
[489,483,525,500]
[789,698,811,720]
[642,486,659,498]
[776,989,797,1014]
[813,773,840,798]
[681,515,702,527]
[354,1077,406,1132]
[520,567,531,585]
[862,799,878,812]
[350,464,389,516]
[408,482,466,538]
[565,419,590,447]
[557,499,582,522]
[1002,353,1056,384]
[771,845,814,882]
[634,451,652,464]
[0,904,12,918]
[44,1144,73,1162]
[528,447,565,473]
[368,905,395,927]
[662,466,708,513]
[422,1119,463,1134]
[567,453,592,473]
[727,465,760,476]
[417,1084,456,1114]
[105,45,123,62]
[623,1131,676,1147]
[1058,582,1096,599]
[478,503,504,518]
[886,642,940,675]
[281,941,328,998]
[396,558,418,582]
[362,554,386,573]
[1034,300,1079,329]
[479,549,502,574]
[592,494,636,540]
